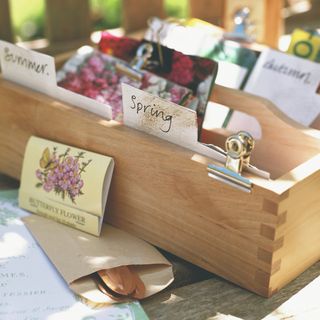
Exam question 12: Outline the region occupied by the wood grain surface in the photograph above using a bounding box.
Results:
[0,78,320,297]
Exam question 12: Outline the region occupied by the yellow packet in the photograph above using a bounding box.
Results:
[287,28,320,62]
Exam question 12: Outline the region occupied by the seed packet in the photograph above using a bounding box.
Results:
[287,28,320,63]
[57,47,193,122]
[144,17,259,88]
[99,32,218,116]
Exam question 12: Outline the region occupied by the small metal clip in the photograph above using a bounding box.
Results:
[224,7,254,42]
[207,131,255,193]
[116,43,153,81]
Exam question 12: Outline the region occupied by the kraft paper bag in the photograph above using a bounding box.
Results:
[23,215,173,304]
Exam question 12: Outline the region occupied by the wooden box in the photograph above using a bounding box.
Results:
[0,77,319,297]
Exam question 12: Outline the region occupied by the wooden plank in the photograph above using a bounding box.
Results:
[45,0,91,43]
[122,0,165,33]
[189,0,225,26]
[223,0,283,46]
[142,262,320,320]
[264,0,284,48]
[0,0,14,42]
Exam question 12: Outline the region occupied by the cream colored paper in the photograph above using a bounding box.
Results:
[23,215,174,304]
[19,136,114,235]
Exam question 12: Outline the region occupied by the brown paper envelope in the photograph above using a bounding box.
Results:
[23,215,173,303]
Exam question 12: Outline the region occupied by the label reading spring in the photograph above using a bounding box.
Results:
[122,83,199,149]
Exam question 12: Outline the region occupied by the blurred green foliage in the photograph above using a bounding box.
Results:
[10,0,45,41]
[9,0,189,41]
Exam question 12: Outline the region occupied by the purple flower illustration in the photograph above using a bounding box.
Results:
[35,147,91,203]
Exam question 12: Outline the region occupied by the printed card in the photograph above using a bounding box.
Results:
[19,136,114,236]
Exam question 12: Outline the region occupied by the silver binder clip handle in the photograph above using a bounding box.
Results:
[130,43,153,71]
[116,43,153,81]
[207,131,255,193]
[224,7,254,42]
[225,131,255,173]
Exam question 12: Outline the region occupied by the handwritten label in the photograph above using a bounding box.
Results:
[0,40,56,94]
[262,59,312,84]
[122,83,199,148]
[245,49,320,126]
[0,42,112,120]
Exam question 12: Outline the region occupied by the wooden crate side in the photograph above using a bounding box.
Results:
[107,214,273,297]
[275,170,320,240]
[0,80,282,296]
[269,210,320,294]
[212,86,320,180]
[267,171,320,293]
[0,79,281,244]
[263,0,284,48]
[2,79,320,297]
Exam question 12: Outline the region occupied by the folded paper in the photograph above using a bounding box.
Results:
[23,214,174,304]
[19,136,114,236]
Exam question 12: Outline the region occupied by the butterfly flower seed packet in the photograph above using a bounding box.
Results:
[19,136,114,236]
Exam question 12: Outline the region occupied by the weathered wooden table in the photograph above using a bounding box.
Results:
[1,174,319,320]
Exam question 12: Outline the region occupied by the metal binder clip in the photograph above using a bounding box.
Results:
[207,131,254,193]
[116,43,153,81]
[224,7,254,42]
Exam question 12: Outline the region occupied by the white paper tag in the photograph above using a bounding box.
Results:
[0,42,112,120]
[215,61,248,89]
[122,83,199,148]
[0,40,56,95]
[244,48,320,126]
